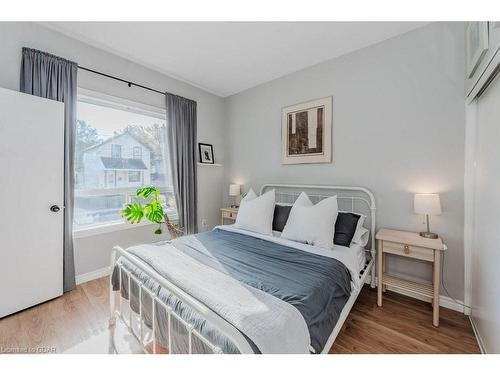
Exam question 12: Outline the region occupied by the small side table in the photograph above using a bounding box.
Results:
[220,207,238,225]
[375,228,446,327]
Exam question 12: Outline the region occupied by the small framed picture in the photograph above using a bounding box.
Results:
[198,143,215,164]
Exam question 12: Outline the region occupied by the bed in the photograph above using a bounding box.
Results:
[108,184,376,354]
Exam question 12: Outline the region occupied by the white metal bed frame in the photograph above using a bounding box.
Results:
[109,184,376,354]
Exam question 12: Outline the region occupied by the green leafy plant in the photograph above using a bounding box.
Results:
[122,186,182,237]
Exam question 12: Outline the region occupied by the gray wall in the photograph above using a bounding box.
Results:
[0,22,467,301]
[471,74,500,353]
[0,22,225,276]
[224,23,465,300]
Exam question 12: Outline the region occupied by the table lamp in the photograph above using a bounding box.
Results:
[229,184,241,208]
[414,193,442,239]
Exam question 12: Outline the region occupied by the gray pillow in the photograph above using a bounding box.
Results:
[272,204,292,232]
[334,212,361,247]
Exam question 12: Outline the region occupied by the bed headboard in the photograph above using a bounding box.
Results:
[260,184,376,252]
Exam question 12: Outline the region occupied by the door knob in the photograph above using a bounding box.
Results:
[50,205,61,213]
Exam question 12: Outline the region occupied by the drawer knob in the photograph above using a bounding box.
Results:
[403,245,410,254]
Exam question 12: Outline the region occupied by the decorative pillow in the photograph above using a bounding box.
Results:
[352,226,369,247]
[281,192,338,249]
[241,188,257,202]
[234,189,275,235]
[293,191,313,207]
[272,204,292,232]
[353,213,365,234]
[337,210,368,246]
[334,212,361,247]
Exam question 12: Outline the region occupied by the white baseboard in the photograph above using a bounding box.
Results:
[76,266,111,285]
[469,316,486,353]
[365,277,466,314]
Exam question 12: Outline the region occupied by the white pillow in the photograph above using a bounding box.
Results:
[352,226,369,247]
[242,188,257,202]
[293,191,313,207]
[234,189,275,235]
[281,192,338,249]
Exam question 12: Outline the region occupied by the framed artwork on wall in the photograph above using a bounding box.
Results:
[198,143,215,164]
[281,96,332,165]
[466,22,489,78]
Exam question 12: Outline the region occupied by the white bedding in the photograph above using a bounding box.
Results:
[353,243,367,275]
[122,225,364,354]
[127,237,311,353]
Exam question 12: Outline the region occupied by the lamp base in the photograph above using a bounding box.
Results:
[419,231,438,239]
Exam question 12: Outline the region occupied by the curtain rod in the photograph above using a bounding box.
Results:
[79,66,167,96]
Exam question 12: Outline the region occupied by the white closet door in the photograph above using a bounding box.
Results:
[0,87,64,317]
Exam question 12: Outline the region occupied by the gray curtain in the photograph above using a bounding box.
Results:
[20,47,77,292]
[166,93,198,234]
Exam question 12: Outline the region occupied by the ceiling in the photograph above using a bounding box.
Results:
[44,22,426,97]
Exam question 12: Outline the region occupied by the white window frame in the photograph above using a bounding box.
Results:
[74,88,177,239]
[133,146,142,159]
[111,144,122,158]
[128,170,141,183]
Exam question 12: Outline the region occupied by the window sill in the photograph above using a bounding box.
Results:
[73,215,178,239]
[73,220,153,239]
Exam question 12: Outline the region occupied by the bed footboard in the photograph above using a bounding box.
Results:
[109,246,255,354]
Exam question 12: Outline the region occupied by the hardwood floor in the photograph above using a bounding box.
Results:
[330,288,480,354]
[0,277,480,354]
[0,277,109,354]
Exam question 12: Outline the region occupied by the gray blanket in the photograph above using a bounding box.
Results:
[112,228,352,353]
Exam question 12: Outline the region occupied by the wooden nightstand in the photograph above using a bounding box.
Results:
[376,228,446,327]
[220,207,238,225]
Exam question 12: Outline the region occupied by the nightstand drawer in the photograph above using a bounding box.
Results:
[222,211,236,219]
[382,241,434,262]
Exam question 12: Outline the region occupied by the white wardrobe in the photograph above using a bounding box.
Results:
[469,76,500,353]
[465,22,500,354]
[0,87,64,317]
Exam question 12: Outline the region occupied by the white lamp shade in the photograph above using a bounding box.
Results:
[229,184,241,196]
[414,193,442,215]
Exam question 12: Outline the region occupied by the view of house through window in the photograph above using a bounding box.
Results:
[74,94,176,228]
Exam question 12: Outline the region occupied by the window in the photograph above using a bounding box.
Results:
[106,171,115,186]
[128,171,141,183]
[133,146,142,159]
[111,144,122,158]
[74,91,176,229]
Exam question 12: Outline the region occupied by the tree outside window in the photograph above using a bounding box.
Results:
[74,96,176,228]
